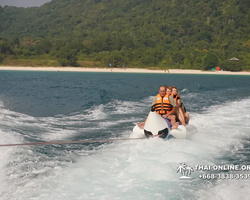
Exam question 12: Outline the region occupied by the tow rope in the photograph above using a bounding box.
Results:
[0,137,147,147]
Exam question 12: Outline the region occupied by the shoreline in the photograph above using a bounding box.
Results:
[0,66,250,75]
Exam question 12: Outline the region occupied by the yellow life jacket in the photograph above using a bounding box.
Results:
[154,94,173,115]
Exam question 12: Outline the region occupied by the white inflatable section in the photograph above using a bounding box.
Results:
[131,111,198,139]
[144,111,170,135]
[169,125,187,139]
[132,125,145,138]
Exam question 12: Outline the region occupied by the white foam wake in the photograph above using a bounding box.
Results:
[0,98,250,200]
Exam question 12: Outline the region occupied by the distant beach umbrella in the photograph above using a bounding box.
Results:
[215,66,220,71]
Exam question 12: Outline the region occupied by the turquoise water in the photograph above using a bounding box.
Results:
[0,71,250,199]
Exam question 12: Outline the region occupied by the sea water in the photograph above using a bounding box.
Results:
[0,71,250,200]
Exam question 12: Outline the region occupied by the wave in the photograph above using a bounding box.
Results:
[0,98,250,199]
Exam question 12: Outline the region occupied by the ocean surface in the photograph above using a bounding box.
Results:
[0,71,250,200]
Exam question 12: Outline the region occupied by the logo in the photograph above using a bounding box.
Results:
[177,163,250,180]
[177,162,194,179]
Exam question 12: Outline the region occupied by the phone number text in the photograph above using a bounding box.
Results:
[199,173,250,180]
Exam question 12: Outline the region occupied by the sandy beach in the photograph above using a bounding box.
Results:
[0,66,250,75]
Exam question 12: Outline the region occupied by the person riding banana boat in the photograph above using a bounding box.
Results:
[172,86,190,125]
[137,85,179,130]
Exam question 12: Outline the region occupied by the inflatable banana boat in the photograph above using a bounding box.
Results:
[132,111,198,139]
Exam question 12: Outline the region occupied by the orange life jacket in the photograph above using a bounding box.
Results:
[154,94,173,115]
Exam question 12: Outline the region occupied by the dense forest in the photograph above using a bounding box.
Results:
[0,0,250,71]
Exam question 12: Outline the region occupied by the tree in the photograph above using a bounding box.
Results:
[202,53,218,70]
[219,60,244,72]
[0,53,4,63]
[183,57,192,69]
[12,37,20,48]
[35,39,52,55]
[0,39,13,55]
[56,47,78,66]
[172,53,185,64]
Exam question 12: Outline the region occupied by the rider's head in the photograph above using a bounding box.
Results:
[159,85,166,97]
[166,85,172,95]
[172,86,178,95]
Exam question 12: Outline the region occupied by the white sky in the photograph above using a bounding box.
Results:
[0,0,51,7]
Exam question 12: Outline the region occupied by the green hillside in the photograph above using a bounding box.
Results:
[0,0,250,70]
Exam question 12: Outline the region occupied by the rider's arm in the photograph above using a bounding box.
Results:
[151,96,157,106]
[176,98,182,108]
[166,96,176,117]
